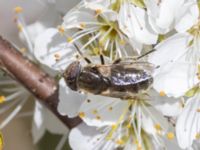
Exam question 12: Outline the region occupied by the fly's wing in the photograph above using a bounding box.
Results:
[96,61,155,77]
[94,61,154,99]
[115,61,156,74]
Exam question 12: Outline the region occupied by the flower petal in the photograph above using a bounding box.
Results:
[176,94,200,149]
[32,101,69,143]
[34,28,77,71]
[148,33,192,67]
[69,123,103,150]
[0,0,47,45]
[32,101,45,143]
[175,2,199,33]
[119,2,158,45]
[79,94,128,127]
[58,78,86,117]
[146,0,185,33]
[153,61,198,97]
[150,90,183,116]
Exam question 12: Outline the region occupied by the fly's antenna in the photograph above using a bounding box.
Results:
[73,43,92,64]
[136,49,156,60]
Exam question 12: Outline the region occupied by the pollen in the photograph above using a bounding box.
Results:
[119,39,126,45]
[92,109,98,115]
[96,115,101,120]
[0,132,3,150]
[19,48,27,53]
[67,37,73,43]
[0,96,5,103]
[78,112,85,118]
[54,53,61,61]
[57,26,65,35]
[17,24,23,32]
[197,108,200,112]
[137,145,142,150]
[154,124,162,134]
[159,91,166,97]
[126,123,131,129]
[116,139,125,145]
[179,101,185,108]
[79,23,86,29]
[95,9,102,16]
[167,132,175,140]
[108,106,113,111]
[135,140,139,145]
[112,124,116,128]
[198,75,200,80]
[195,133,200,139]
[87,99,91,103]
[14,6,23,13]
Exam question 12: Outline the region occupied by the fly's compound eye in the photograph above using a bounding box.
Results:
[64,61,81,91]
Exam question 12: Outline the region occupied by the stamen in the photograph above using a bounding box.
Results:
[137,145,142,150]
[79,23,86,29]
[78,112,85,118]
[106,102,131,140]
[167,132,175,140]
[116,139,125,145]
[108,106,113,111]
[0,99,26,129]
[19,48,27,53]
[14,6,23,14]
[54,53,61,61]
[195,133,200,139]
[0,96,5,104]
[159,91,166,97]
[154,124,162,134]
[67,37,73,43]
[17,23,23,32]
[92,109,98,115]
[87,99,91,103]
[57,26,65,35]
[119,39,126,45]
[0,132,3,150]
[96,115,101,120]
[197,108,200,112]
[95,9,102,17]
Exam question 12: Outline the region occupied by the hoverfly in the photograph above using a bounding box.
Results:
[64,44,156,100]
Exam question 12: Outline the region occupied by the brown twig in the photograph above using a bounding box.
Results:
[0,36,81,129]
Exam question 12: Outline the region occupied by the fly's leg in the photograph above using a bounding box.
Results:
[100,54,105,65]
[136,49,156,60]
[113,49,156,64]
[98,47,105,65]
[73,43,92,64]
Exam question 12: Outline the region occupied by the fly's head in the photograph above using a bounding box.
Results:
[64,61,81,91]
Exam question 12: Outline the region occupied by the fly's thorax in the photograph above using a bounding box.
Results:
[77,66,110,94]
[64,61,82,91]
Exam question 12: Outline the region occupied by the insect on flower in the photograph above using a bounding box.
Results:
[64,45,156,100]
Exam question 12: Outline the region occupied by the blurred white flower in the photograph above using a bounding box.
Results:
[145,0,198,34]
[69,118,177,150]
[32,101,68,144]
[148,15,200,98]
[61,2,142,58]
[118,1,158,46]
[176,93,200,149]
[0,75,29,129]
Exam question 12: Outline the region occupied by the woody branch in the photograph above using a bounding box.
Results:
[0,36,81,129]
